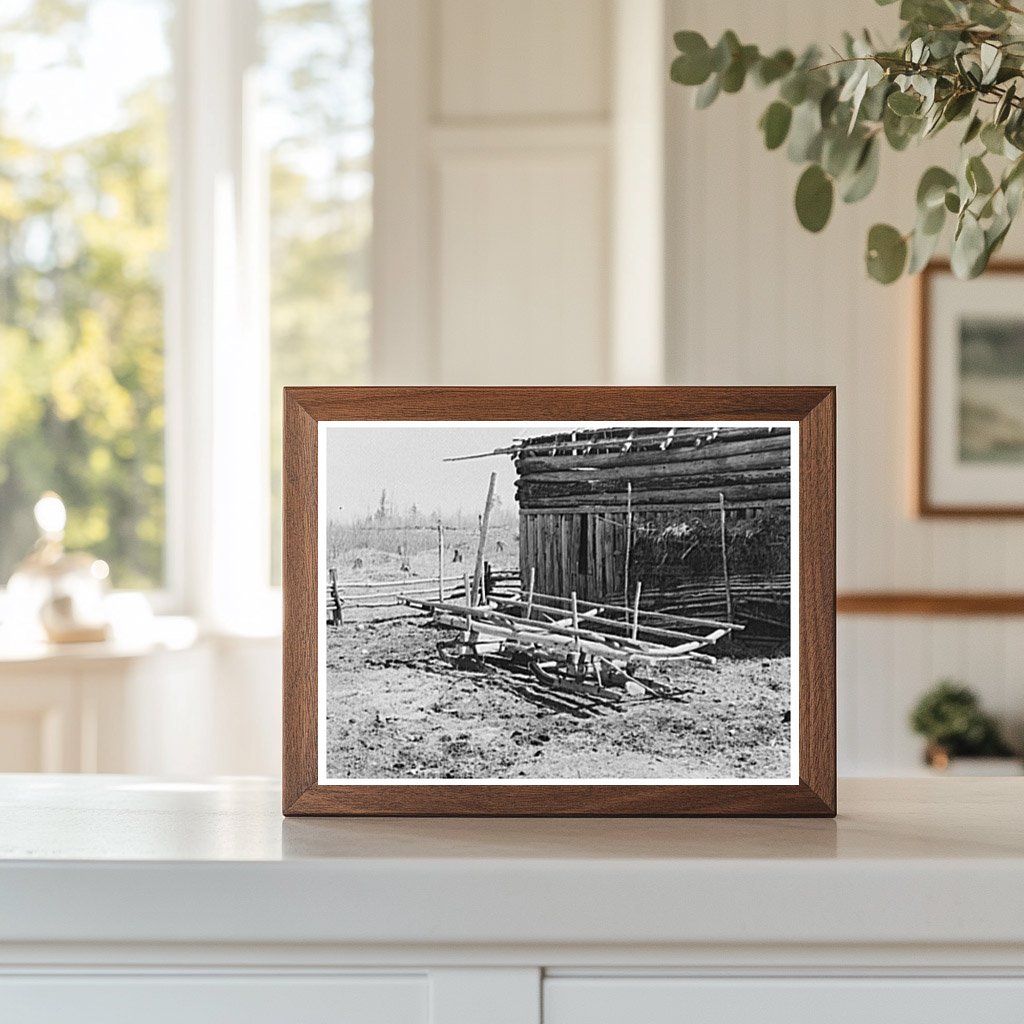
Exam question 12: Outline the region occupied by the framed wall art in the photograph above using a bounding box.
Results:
[283,387,835,816]
[917,261,1024,517]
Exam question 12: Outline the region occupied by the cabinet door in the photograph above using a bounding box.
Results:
[0,974,428,1024]
[544,977,1024,1024]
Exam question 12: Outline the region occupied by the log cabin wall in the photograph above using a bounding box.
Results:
[514,427,791,603]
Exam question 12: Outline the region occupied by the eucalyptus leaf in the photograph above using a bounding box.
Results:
[967,154,995,195]
[671,50,712,87]
[996,83,1017,124]
[754,49,795,87]
[942,91,974,122]
[981,42,1003,86]
[721,44,759,92]
[694,73,721,109]
[962,115,983,145]
[822,128,863,178]
[787,101,823,162]
[981,121,1006,155]
[842,137,881,203]
[917,166,957,210]
[884,106,922,150]
[861,79,892,122]
[908,222,942,273]
[921,199,946,235]
[779,73,807,106]
[888,90,921,115]
[866,223,908,283]
[952,212,987,278]
[970,2,1009,29]
[795,164,834,232]
[710,31,740,73]
[760,101,793,150]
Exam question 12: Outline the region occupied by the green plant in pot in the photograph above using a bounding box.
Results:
[670,0,1024,283]
[909,680,1016,768]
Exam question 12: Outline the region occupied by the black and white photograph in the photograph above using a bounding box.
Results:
[318,421,798,784]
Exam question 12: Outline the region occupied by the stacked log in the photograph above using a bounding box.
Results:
[514,429,791,512]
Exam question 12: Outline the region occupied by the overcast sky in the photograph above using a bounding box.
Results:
[324,425,524,523]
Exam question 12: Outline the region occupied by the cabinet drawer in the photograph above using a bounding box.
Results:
[544,977,1024,1024]
[0,974,427,1024]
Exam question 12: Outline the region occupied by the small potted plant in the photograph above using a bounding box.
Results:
[910,680,1020,774]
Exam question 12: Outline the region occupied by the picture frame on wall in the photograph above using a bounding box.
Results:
[917,261,1024,517]
[282,387,836,817]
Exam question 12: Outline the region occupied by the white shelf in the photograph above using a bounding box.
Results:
[1,775,1022,950]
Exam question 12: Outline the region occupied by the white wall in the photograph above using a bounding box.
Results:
[665,0,1024,772]
[373,0,665,386]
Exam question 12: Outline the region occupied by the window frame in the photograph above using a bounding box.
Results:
[166,0,279,632]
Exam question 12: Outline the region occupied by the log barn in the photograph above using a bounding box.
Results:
[511,426,792,611]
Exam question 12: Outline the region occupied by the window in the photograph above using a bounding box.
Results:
[262,0,373,581]
[0,0,172,589]
[0,0,374,614]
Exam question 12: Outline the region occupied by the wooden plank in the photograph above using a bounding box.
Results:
[532,590,741,631]
[515,434,792,473]
[520,481,791,509]
[404,597,729,656]
[518,513,528,584]
[837,592,1024,616]
[533,515,543,595]
[509,424,787,457]
[516,499,792,516]
[471,471,498,604]
[605,513,614,600]
[541,514,552,596]
[569,513,580,596]
[565,516,573,598]
[492,595,716,644]
[517,455,790,485]
[516,469,790,503]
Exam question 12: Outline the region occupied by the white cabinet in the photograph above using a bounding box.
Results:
[0,627,281,776]
[0,975,428,1024]
[0,640,210,773]
[1,777,1022,1024]
[544,977,1024,1024]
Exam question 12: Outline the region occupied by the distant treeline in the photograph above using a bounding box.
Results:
[327,507,518,564]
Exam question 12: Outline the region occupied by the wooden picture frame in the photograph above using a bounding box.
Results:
[283,387,836,816]
[917,260,1024,517]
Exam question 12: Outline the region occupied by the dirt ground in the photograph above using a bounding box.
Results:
[324,610,792,781]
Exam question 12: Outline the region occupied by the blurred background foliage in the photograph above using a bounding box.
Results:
[264,0,372,582]
[0,0,372,589]
[0,0,170,588]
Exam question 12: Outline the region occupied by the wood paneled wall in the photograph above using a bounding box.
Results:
[374,0,617,386]
[665,0,1024,772]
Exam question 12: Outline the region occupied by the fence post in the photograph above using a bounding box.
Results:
[437,522,445,600]
[718,492,733,622]
[471,472,497,606]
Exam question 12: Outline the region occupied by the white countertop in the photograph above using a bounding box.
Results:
[2,775,1022,950]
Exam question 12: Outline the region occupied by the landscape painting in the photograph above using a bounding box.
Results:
[959,316,1024,463]
[318,421,798,785]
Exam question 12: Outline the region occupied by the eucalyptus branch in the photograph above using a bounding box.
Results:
[670,0,1024,283]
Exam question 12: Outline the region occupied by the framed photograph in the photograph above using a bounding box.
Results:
[283,387,835,816]
[917,261,1024,517]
